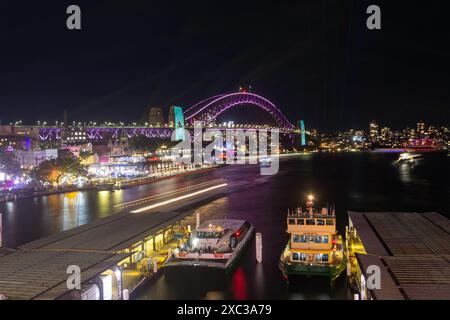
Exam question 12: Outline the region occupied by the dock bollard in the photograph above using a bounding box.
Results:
[256,232,262,263]
[196,212,200,229]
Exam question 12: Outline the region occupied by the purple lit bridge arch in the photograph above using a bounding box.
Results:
[37,93,296,142]
[184,92,295,132]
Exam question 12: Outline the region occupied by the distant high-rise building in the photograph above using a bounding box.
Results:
[381,127,392,141]
[149,107,164,127]
[369,120,379,141]
[417,120,425,137]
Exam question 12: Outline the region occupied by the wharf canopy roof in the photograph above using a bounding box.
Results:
[0,250,130,300]
[349,211,450,300]
[0,209,192,300]
[0,178,228,299]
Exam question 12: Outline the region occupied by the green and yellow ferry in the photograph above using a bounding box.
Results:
[279,195,346,281]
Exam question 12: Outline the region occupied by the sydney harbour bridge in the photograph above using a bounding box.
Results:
[37,92,302,143]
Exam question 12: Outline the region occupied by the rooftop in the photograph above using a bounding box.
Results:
[349,211,450,300]
[0,181,228,299]
[198,219,246,231]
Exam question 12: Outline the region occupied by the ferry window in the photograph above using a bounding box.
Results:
[300,253,307,261]
[308,236,315,243]
[306,219,315,225]
[322,254,329,262]
[297,219,304,225]
[292,252,300,261]
[315,236,321,243]
[317,219,325,226]
[326,219,334,226]
[197,231,224,239]
[301,235,307,243]
[288,219,296,225]
[315,254,322,262]
[323,235,329,243]
[293,235,302,242]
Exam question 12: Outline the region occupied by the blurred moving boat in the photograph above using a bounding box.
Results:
[258,157,272,167]
[96,182,119,191]
[396,152,422,164]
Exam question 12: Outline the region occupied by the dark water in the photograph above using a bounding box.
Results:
[1,153,449,299]
[131,152,449,300]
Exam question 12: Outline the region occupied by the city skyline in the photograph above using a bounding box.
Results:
[1,0,450,304]
[1,1,449,130]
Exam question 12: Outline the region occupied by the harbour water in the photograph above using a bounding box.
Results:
[1,152,449,299]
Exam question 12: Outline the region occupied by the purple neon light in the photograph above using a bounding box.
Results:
[39,128,61,141]
[184,92,294,129]
[183,94,227,114]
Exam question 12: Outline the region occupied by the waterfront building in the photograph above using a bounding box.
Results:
[15,149,58,170]
[0,125,40,151]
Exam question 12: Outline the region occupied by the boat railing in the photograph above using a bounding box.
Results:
[287,213,336,219]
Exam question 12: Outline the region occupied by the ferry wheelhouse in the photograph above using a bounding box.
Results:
[164,219,254,270]
[279,195,346,281]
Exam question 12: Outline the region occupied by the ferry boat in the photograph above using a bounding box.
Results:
[258,157,272,167]
[279,195,346,281]
[396,152,422,164]
[164,219,254,270]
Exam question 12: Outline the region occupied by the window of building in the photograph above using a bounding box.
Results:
[306,219,315,225]
[297,219,304,225]
[326,219,334,226]
[317,219,325,226]
[288,218,296,225]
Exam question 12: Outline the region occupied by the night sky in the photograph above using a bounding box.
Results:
[1,0,449,132]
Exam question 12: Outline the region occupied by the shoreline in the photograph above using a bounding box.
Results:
[0,165,223,203]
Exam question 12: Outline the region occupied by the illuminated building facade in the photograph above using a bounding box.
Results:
[369,121,379,142]
[417,120,425,138]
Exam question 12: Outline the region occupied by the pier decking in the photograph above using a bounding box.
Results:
[347,211,450,300]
